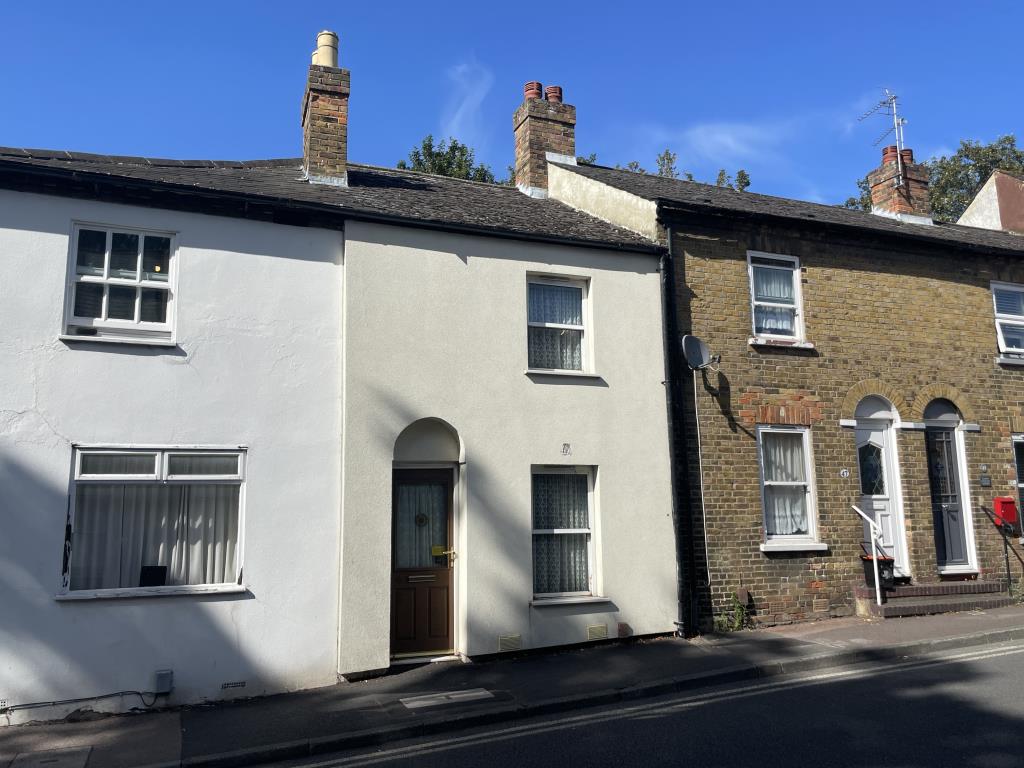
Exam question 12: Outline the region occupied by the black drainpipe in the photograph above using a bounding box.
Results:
[660,224,699,636]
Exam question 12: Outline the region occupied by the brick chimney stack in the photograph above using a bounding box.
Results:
[302,30,350,186]
[513,82,576,198]
[868,145,932,222]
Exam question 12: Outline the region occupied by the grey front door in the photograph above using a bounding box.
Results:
[925,427,969,567]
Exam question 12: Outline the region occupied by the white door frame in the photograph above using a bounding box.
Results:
[856,417,911,578]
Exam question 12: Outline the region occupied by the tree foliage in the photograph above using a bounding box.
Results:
[617,148,747,188]
[842,135,1024,221]
[397,135,496,183]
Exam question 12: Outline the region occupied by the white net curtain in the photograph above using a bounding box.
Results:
[761,432,809,536]
[532,474,590,594]
[394,483,448,568]
[528,283,583,370]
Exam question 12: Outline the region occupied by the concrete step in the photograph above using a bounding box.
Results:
[853,581,1004,600]
[859,593,1016,619]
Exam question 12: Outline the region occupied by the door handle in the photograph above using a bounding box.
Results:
[442,549,457,562]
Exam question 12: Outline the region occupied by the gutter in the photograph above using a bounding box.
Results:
[660,225,699,635]
[0,160,662,257]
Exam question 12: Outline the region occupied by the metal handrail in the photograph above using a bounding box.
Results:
[852,505,885,607]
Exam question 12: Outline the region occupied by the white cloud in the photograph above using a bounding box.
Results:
[439,57,494,151]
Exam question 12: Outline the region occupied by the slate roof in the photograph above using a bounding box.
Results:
[0,148,659,253]
[558,162,1024,255]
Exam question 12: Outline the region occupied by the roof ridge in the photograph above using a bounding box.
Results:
[349,161,514,190]
[0,147,301,169]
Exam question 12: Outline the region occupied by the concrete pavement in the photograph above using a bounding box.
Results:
[4,605,1024,768]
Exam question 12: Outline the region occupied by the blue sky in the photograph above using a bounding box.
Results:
[2,1,1020,204]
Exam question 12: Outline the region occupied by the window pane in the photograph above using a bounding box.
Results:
[995,289,1024,317]
[754,306,796,336]
[528,327,582,370]
[143,236,170,282]
[81,453,157,475]
[71,483,239,590]
[528,283,583,325]
[858,443,885,496]
[762,432,806,482]
[532,474,589,529]
[140,289,168,323]
[109,233,139,279]
[764,486,808,536]
[168,454,239,476]
[107,286,137,320]
[76,229,106,276]
[1000,322,1024,350]
[73,283,103,318]
[752,265,794,304]
[533,533,588,593]
[394,483,448,568]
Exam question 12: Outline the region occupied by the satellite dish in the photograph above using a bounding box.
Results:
[682,335,718,370]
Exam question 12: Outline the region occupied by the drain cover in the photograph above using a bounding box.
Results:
[400,688,495,709]
[11,747,92,768]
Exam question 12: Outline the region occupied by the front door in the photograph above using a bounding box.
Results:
[391,469,454,657]
[925,428,970,568]
[856,423,909,576]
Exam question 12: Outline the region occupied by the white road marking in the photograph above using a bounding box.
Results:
[399,689,495,709]
[288,643,1024,767]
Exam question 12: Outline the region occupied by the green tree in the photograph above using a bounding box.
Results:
[714,168,752,191]
[397,135,496,183]
[842,135,1024,221]
[577,153,598,165]
[617,160,648,174]
[656,149,679,179]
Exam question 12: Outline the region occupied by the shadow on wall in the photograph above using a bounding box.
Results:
[0,453,267,729]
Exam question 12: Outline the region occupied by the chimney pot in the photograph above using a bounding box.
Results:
[900,148,915,165]
[314,30,339,68]
[881,145,899,164]
[545,85,563,103]
[524,81,543,100]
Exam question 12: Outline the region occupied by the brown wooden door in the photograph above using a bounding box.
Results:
[391,469,454,657]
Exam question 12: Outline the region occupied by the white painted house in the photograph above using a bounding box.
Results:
[0,32,677,721]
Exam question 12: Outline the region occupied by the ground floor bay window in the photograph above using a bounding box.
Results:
[64,448,244,594]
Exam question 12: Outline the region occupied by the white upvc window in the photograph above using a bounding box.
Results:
[531,467,595,597]
[1013,436,1024,506]
[748,252,804,341]
[527,276,589,372]
[63,223,176,343]
[63,447,245,596]
[992,282,1024,353]
[757,426,818,544]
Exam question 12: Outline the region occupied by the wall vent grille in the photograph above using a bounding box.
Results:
[498,634,522,652]
[586,624,608,641]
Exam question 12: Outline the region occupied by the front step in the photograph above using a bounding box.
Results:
[853,580,1004,601]
[863,593,1016,618]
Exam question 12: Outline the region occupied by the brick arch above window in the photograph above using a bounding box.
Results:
[910,384,976,423]
[841,380,909,420]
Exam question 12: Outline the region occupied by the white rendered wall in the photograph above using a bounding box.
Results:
[958,175,1002,230]
[339,221,677,675]
[0,191,343,722]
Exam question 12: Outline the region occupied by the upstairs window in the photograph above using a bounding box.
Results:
[64,224,175,343]
[527,278,587,371]
[992,282,1024,354]
[748,252,803,341]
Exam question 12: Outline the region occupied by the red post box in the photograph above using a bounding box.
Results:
[993,496,1019,529]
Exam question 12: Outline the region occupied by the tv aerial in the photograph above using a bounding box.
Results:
[858,89,908,187]
[682,335,720,372]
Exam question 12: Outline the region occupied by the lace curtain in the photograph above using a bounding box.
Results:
[752,265,796,335]
[532,474,590,593]
[528,283,583,370]
[71,483,239,589]
[395,483,448,568]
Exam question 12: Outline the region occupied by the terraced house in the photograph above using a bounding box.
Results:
[0,33,678,722]
[546,136,1024,628]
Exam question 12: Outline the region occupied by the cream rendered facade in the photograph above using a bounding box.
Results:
[1,190,678,719]
[338,221,677,675]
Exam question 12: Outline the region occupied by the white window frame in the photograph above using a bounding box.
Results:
[62,222,178,345]
[530,466,597,599]
[59,445,246,600]
[991,281,1024,354]
[1013,435,1024,505]
[526,275,591,373]
[747,251,805,343]
[756,425,821,548]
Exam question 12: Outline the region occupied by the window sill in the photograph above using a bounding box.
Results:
[55,583,248,601]
[530,595,613,607]
[748,337,815,350]
[996,355,1024,367]
[524,369,603,379]
[759,541,829,553]
[60,334,178,348]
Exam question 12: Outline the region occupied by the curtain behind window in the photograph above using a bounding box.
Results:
[395,483,448,568]
[753,266,796,335]
[71,484,239,589]
[762,433,809,536]
[532,474,589,593]
[528,283,583,370]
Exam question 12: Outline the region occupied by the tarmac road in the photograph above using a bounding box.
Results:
[270,641,1024,768]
